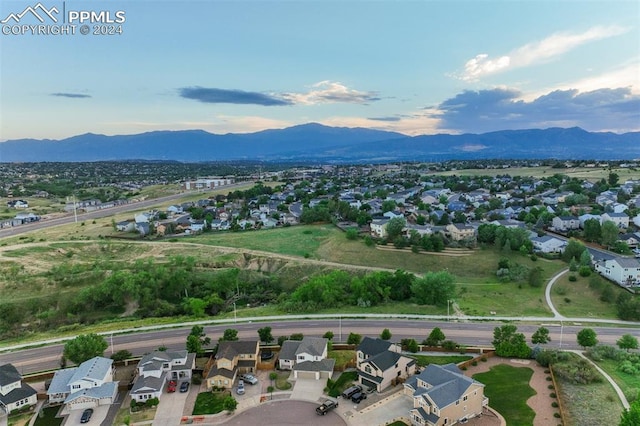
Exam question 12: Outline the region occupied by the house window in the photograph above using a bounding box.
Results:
[456,400,460,405]
[444,419,448,425]
[365,366,372,374]
[463,395,468,401]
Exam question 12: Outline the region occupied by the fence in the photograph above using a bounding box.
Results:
[549,365,567,426]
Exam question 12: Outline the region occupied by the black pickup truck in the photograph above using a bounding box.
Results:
[315,399,339,415]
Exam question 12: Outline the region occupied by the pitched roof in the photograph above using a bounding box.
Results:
[293,359,335,373]
[365,351,402,371]
[357,337,392,357]
[64,381,118,403]
[279,340,300,361]
[0,364,21,387]
[0,382,36,405]
[411,363,483,409]
[68,357,112,385]
[130,372,167,394]
[216,341,258,361]
[138,350,188,374]
[295,337,327,357]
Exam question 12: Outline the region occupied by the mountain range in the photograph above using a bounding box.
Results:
[1,124,639,163]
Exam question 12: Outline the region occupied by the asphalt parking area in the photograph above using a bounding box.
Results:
[220,400,347,426]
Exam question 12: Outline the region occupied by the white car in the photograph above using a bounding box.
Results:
[236,379,245,395]
[240,374,258,385]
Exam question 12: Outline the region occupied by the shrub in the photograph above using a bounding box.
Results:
[578,266,592,277]
[554,413,561,418]
[548,385,554,389]
[552,401,559,408]
[546,376,553,381]
[481,356,487,362]
[550,392,556,398]
[472,361,478,366]
[568,275,577,282]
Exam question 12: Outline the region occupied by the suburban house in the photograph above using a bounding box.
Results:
[445,223,476,242]
[6,200,28,209]
[530,235,566,254]
[130,350,195,403]
[278,337,335,380]
[552,216,580,232]
[594,257,640,287]
[404,363,488,426]
[370,218,391,238]
[601,212,630,229]
[115,220,136,232]
[206,341,259,390]
[356,337,416,392]
[0,364,37,415]
[47,357,118,414]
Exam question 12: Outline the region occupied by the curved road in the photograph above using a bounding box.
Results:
[545,268,569,319]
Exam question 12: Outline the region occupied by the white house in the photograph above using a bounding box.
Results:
[602,212,629,229]
[530,235,566,254]
[47,357,117,414]
[552,216,580,232]
[278,337,334,380]
[594,257,640,287]
[130,350,195,403]
[370,218,391,238]
[0,364,37,414]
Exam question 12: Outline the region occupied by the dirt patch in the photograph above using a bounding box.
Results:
[464,356,558,426]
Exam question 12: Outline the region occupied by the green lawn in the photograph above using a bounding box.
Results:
[411,354,473,367]
[327,371,358,397]
[32,407,63,426]
[551,273,623,319]
[328,350,355,369]
[592,358,640,401]
[192,391,232,415]
[274,370,292,390]
[473,364,536,426]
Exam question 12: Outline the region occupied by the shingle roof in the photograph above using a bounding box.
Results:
[357,337,392,357]
[0,382,36,405]
[216,341,258,361]
[366,351,402,371]
[68,357,112,385]
[293,359,335,373]
[130,373,166,394]
[64,381,118,403]
[295,337,327,357]
[0,364,21,387]
[614,257,640,268]
[412,363,483,409]
[279,340,301,361]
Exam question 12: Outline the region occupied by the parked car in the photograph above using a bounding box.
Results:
[341,384,362,399]
[239,373,258,385]
[180,381,190,393]
[315,399,338,415]
[236,379,245,395]
[80,408,93,424]
[351,391,367,403]
[167,380,177,393]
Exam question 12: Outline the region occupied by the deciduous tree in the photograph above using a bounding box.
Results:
[63,333,108,365]
[577,328,598,349]
[617,334,639,352]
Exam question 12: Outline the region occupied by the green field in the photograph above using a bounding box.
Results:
[432,165,640,182]
[473,364,536,426]
[551,273,623,319]
[411,354,473,367]
[593,358,640,402]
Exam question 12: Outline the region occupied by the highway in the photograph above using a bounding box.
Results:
[2,317,639,375]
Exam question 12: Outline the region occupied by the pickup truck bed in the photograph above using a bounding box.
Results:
[315,399,338,415]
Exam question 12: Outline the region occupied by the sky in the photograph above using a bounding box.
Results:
[0,0,639,141]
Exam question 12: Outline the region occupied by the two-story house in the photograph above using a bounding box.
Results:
[278,337,335,380]
[530,235,566,254]
[445,223,476,242]
[404,363,487,426]
[370,218,391,238]
[594,257,640,287]
[47,357,117,414]
[602,212,629,229]
[552,216,580,232]
[0,364,37,415]
[356,337,416,392]
[206,341,259,390]
[130,350,195,403]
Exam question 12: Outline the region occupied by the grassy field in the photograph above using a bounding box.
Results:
[327,370,358,397]
[551,273,623,319]
[328,350,356,369]
[473,364,536,426]
[431,165,640,181]
[557,376,623,426]
[32,407,63,426]
[592,358,640,402]
[274,370,292,390]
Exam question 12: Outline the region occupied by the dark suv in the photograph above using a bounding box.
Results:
[80,408,93,423]
[351,391,367,403]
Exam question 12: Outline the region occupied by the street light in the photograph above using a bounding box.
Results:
[447,299,454,321]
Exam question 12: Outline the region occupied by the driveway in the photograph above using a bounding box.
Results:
[153,382,190,426]
[220,400,346,426]
[63,405,109,426]
[344,389,410,425]
[290,378,326,402]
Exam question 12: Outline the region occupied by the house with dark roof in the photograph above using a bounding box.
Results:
[206,341,259,390]
[46,357,117,415]
[0,364,37,414]
[278,337,335,380]
[404,363,487,426]
[530,235,566,254]
[356,337,416,392]
[130,350,195,403]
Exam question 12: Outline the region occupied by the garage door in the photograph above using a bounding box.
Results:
[360,378,378,391]
[319,371,332,379]
[295,371,318,380]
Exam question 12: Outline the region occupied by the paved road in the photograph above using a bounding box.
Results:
[2,317,639,375]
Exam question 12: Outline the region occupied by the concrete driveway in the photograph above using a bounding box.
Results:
[345,390,411,425]
[153,382,190,426]
[290,378,326,402]
[64,405,109,425]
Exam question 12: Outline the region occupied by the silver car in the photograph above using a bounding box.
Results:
[236,379,245,395]
[240,373,258,385]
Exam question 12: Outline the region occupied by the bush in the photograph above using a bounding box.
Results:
[472,361,478,366]
[552,402,559,408]
[548,385,554,389]
[546,376,553,381]
[550,392,556,398]
[568,275,577,282]
[578,266,592,277]
[554,413,561,418]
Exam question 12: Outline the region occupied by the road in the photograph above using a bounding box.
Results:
[0,181,253,239]
[2,317,639,375]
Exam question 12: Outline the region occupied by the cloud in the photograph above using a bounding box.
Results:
[179,87,291,106]
[435,87,640,133]
[282,81,380,105]
[50,93,91,98]
[461,25,629,81]
[368,116,402,122]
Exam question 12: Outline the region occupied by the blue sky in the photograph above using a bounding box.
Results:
[1,0,638,140]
